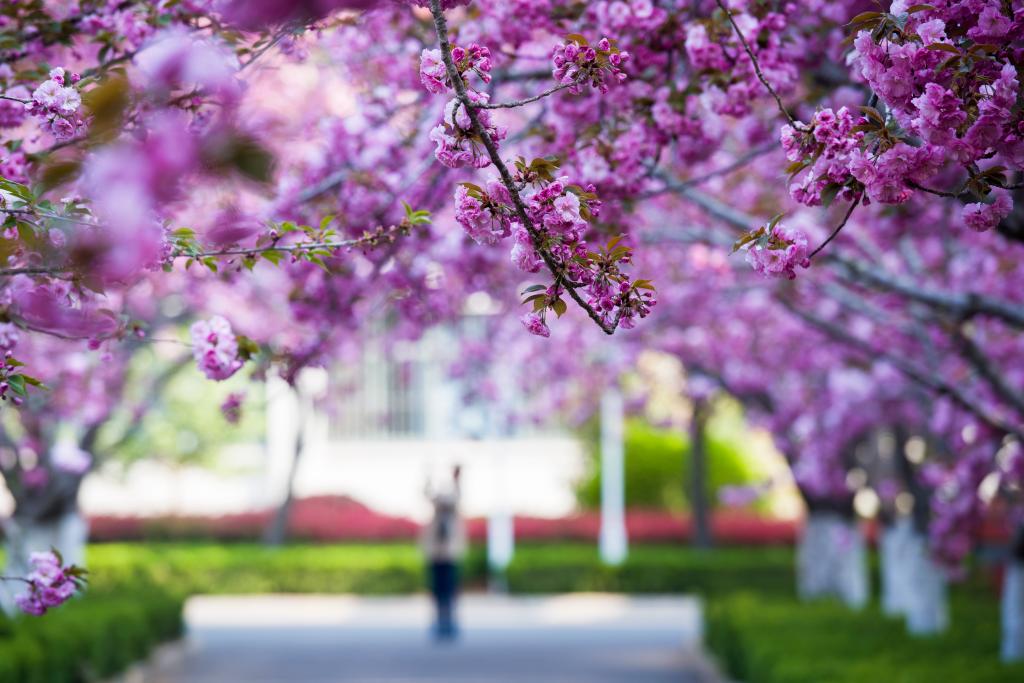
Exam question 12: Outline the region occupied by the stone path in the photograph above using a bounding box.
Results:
[147,594,724,683]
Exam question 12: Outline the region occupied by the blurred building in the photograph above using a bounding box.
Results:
[73,326,585,523]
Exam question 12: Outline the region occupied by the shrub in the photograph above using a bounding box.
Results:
[576,415,764,512]
[0,586,184,683]
[506,544,795,595]
[705,592,1024,683]
[85,542,486,594]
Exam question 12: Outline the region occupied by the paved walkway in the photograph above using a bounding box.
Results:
[146,594,724,683]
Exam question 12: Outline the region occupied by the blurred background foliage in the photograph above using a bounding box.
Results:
[96,343,265,469]
[575,399,768,512]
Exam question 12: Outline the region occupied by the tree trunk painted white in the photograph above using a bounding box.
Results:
[797,511,868,609]
[599,387,627,566]
[1003,561,1024,662]
[903,529,948,635]
[881,517,914,617]
[0,510,88,614]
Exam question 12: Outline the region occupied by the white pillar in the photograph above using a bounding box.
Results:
[486,404,514,573]
[487,510,514,571]
[599,387,627,565]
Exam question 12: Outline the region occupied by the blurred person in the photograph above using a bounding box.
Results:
[421,464,466,641]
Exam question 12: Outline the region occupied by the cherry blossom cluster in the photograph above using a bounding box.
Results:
[520,179,656,333]
[735,217,811,280]
[782,106,948,208]
[27,68,83,141]
[454,180,513,245]
[221,392,245,424]
[190,316,244,381]
[430,92,507,169]
[776,3,1024,235]
[11,550,86,616]
[420,43,491,95]
[551,36,629,95]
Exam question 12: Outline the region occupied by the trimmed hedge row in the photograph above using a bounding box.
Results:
[705,592,1024,683]
[83,542,796,597]
[0,585,184,683]
[505,544,795,595]
[86,543,460,594]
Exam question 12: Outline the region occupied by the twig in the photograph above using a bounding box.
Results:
[0,223,414,278]
[906,180,962,199]
[476,82,573,109]
[642,143,776,198]
[808,194,861,260]
[715,0,803,130]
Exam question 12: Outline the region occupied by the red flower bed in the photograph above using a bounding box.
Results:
[464,509,797,544]
[88,496,799,545]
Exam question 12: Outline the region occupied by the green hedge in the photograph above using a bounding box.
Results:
[82,542,795,597]
[86,543,482,594]
[705,592,1024,683]
[506,544,795,595]
[0,586,184,683]
[576,413,764,512]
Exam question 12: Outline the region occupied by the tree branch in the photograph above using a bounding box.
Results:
[428,0,622,335]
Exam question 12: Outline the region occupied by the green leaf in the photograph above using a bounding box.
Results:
[926,42,959,54]
[0,177,33,202]
[820,183,842,208]
[522,284,547,294]
[7,374,26,397]
[858,106,886,124]
[319,214,335,231]
[846,11,882,26]
[551,298,568,318]
[261,249,284,265]
[731,228,764,253]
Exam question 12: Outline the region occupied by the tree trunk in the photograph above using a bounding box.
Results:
[689,399,711,549]
[1,509,88,614]
[796,510,868,609]
[263,394,305,546]
[881,517,914,617]
[1003,528,1024,662]
[888,430,945,634]
[903,527,948,635]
